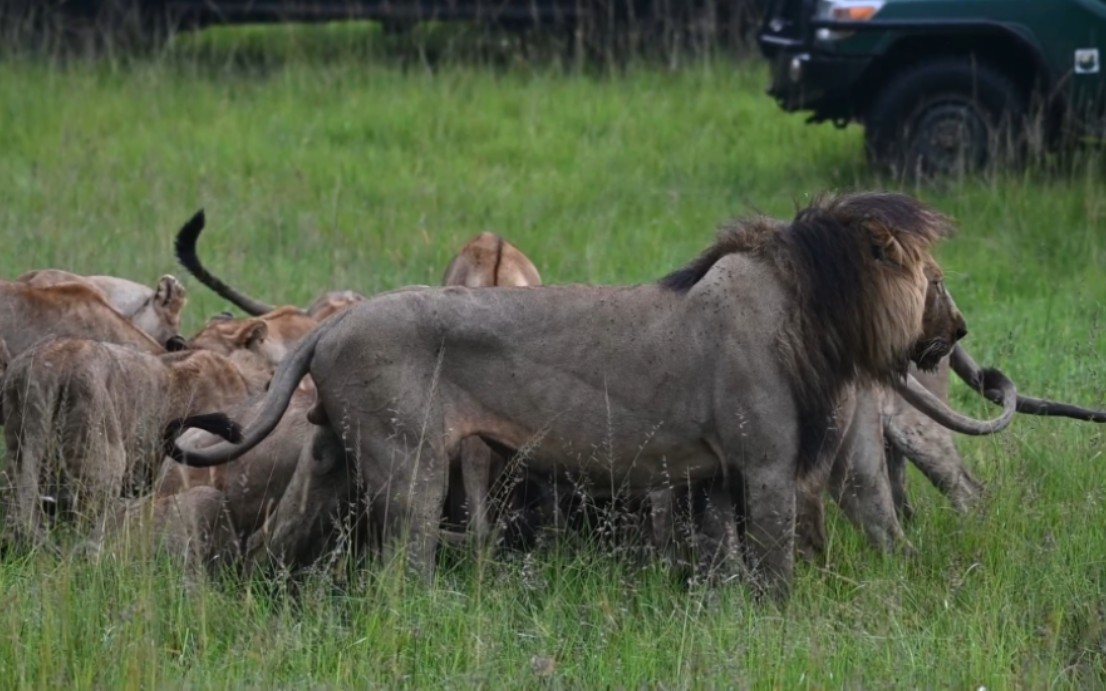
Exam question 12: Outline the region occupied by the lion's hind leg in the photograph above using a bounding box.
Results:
[61,401,128,539]
[355,420,450,582]
[458,436,494,547]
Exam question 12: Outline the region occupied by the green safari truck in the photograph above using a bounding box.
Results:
[757,0,1106,175]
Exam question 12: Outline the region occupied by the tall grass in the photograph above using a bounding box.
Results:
[1,24,1105,687]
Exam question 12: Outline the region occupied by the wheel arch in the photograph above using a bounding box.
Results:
[853,29,1062,128]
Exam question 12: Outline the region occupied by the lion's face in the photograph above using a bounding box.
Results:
[910,267,966,371]
[188,308,316,366]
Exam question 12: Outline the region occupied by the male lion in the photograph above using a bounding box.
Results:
[17,270,187,346]
[663,268,1014,568]
[1,334,272,544]
[170,192,1016,597]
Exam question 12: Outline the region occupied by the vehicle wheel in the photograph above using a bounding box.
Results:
[864,58,1027,178]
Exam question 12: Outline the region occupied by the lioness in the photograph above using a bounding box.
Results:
[441,231,542,288]
[187,307,320,368]
[18,270,187,346]
[0,279,173,358]
[170,192,1016,597]
[104,486,240,567]
[144,387,316,554]
[1,335,273,544]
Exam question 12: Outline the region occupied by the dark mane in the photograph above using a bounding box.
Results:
[659,217,778,292]
[661,191,954,474]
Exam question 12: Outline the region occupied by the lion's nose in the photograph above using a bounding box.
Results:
[955,323,968,341]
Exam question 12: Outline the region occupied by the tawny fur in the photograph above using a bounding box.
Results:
[152,388,315,544]
[102,486,240,568]
[17,269,187,346]
[305,291,366,322]
[1,337,272,544]
[441,232,542,288]
[187,306,317,367]
[0,279,168,358]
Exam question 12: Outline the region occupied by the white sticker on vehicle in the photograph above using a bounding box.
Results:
[1075,48,1100,74]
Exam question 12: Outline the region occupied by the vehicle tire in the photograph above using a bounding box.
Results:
[864,58,1027,178]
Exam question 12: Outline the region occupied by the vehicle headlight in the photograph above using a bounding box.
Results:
[815,0,885,41]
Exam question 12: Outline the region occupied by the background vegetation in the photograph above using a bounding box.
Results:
[0,23,1104,688]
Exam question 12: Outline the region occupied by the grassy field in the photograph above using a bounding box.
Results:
[1,25,1105,688]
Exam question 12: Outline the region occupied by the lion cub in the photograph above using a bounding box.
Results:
[0,332,272,546]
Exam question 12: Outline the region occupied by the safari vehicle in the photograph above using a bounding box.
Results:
[757,0,1106,175]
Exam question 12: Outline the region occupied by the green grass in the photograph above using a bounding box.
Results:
[2,26,1106,688]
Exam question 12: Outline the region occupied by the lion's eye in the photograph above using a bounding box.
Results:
[870,242,888,262]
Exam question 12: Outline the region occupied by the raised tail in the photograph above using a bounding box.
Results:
[165,311,344,467]
[174,209,276,316]
[950,345,1106,422]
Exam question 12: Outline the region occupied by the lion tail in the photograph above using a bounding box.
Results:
[950,344,1106,422]
[165,310,348,467]
[174,209,276,317]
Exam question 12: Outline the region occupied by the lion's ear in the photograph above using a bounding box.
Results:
[154,275,187,312]
[238,320,268,351]
[867,220,909,267]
